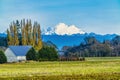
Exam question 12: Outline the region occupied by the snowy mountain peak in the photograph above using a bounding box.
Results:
[42,23,85,35]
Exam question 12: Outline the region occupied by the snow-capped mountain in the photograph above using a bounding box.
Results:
[41,24,117,50]
[42,23,85,35]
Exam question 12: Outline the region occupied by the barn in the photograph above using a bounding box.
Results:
[5,46,32,62]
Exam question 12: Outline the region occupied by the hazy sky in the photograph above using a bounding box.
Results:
[0,0,120,34]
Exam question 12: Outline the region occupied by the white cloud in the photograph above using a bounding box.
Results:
[55,23,85,35]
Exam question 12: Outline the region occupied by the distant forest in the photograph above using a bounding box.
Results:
[64,36,120,57]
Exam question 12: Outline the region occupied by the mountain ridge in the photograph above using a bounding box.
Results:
[42,33,117,49]
[0,32,118,50]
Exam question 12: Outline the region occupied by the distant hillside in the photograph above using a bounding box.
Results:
[64,36,120,57]
[0,33,7,47]
[0,33,7,37]
[42,33,117,49]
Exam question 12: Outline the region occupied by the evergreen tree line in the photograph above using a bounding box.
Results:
[65,36,120,57]
[26,46,58,61]
[7,19,42,50]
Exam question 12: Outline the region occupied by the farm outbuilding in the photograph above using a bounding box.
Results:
[5,46,32,62]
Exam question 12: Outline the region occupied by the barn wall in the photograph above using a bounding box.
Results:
[5,48,18,62]
[17,56,26,61]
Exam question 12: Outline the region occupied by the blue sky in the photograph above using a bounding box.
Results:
[0,0,120,34]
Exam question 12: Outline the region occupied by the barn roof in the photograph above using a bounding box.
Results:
[9,46,32,56]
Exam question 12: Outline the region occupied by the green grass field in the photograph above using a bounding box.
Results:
[0,57,120,80]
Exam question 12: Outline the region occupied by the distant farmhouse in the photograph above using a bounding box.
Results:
[5,46,32,62]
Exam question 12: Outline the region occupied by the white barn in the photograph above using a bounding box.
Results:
[5,46,32,62]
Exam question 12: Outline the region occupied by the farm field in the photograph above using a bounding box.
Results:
[0,57,120,80]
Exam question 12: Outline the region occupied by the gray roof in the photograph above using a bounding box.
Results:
[9,46,32,56]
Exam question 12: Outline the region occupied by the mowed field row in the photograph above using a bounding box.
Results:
[0,57,120,80]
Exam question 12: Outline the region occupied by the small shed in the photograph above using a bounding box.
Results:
[5,46,32,62]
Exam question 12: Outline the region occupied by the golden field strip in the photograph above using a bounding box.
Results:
[0,57,120,80]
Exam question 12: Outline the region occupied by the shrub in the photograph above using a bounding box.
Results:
[26,47,37,61]
[0,50,7,64]
[38,46,58,61]
[49,47,58,61]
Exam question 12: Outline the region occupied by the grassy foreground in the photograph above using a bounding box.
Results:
[0,57,120,80]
